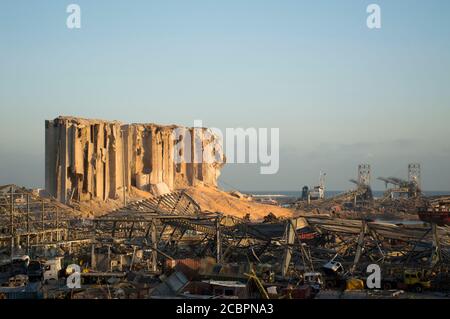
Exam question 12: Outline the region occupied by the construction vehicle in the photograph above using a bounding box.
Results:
[403,269,431,293]
[380,268,431,292]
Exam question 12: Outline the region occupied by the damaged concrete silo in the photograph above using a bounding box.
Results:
[45,116,225,203]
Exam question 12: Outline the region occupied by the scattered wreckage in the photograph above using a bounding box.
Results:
[0,184,449,299]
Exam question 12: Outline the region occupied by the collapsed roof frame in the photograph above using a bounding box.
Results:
[0,185,89,261]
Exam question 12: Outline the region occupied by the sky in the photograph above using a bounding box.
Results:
[0,0,449,192]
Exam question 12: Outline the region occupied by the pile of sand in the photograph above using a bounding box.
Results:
[184,185,294,220]
[77,186,152,217]
[76,184,295,220]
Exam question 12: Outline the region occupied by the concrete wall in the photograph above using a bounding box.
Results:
[45,116,225,203]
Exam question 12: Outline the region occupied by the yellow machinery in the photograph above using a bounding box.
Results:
[404,269,431,293]
[345,278,364,290]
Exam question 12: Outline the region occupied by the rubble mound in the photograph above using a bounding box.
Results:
[76,186,153,217]
[184,185,295,220]
[74,184,295,220]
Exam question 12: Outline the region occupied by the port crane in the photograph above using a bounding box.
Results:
[378,176,421,199]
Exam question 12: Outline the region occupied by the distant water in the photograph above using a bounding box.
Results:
[244,190,450,199]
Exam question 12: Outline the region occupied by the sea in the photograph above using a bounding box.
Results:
[243,190,450,200]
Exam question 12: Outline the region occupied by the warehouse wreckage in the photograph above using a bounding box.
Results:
[1,184,449,299]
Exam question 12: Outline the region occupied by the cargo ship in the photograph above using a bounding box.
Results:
[418,196,450,226]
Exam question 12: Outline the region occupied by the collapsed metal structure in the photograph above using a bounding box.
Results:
[93,191,310,277]
[1,184,449,289]
[93,191,222,272]
[304,216,450,271]
[0,185,90,259]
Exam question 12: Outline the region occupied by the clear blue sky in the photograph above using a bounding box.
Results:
[1,0,449,191]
